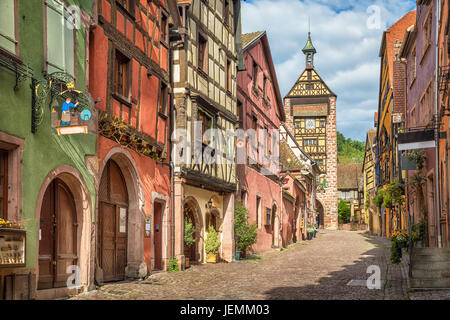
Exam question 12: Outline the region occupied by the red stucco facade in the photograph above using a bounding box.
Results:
[89,0,173,278]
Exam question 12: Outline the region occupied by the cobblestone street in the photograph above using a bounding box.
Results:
[71,230,450,300]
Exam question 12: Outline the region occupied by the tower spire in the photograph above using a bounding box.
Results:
[302,27,316,68]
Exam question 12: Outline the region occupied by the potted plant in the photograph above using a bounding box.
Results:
[234,202,258,260]
[390,231,409,264]
[412,219,427,248]
[184,219,195,268]
[205,227,221,263]
[306,225,315,240]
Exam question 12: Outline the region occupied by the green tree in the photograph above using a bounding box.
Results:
[337,131,365,164]
[338,200,351,223]
[234,201,258,258]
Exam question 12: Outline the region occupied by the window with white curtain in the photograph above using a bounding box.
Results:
[0,0,17,54]
[46,0,75,76]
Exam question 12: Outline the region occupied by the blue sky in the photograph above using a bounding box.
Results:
[242,0,416,141]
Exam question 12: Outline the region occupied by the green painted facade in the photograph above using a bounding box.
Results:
[0,0,96,270]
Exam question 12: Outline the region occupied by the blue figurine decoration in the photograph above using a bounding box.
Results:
[61,97,79,125]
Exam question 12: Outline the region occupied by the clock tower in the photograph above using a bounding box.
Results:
[283,33,338,230]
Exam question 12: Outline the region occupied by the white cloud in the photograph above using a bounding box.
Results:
[242,0,415,140]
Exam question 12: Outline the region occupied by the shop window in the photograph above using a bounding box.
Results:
[0,150,8,219]
[114,50,130,99]
[198,33,208,74]
[45,0,75,77]
[0,0,17,54]
[158,81,168,115]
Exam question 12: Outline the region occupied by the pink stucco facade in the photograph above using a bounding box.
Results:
[236,31,287,252]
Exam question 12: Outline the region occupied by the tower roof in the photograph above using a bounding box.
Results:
[302,32,316,54]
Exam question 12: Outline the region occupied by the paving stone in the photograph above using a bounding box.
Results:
[70,230,450,300]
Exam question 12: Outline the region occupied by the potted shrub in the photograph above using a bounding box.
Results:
[234,202,258,260]
[184,219,195,268]
[412,219,427,248]
[390,231,409,264]
[205,227,221,263]
[306,226,315,240]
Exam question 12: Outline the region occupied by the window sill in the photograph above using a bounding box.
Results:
[115,1,136,21]
[112,93,132,107]
[0,47,23,66]
[420,44,431,65]
[198,68,208,79]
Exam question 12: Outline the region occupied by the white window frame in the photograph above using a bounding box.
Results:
[44,0,76,77]
[0,0,18,55]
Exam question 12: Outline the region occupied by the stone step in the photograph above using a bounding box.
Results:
[410,278,450,289]
[412,248,450,256]
[411,269,450,279]
[411,254,450,263]
[411,261,450,271]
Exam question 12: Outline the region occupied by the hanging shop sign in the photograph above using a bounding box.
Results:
[392,113,403,124]
[398,130,435,151]
[33,72,93,135]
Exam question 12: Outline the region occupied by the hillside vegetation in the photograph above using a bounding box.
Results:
[337,132,365,164]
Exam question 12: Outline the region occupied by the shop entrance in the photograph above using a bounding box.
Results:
[38,179,77,290]
[99,160,129,282]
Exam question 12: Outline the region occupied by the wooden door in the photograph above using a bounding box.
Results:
[38,179,77,290]
[99,160,128,282]
[153,202,162,270]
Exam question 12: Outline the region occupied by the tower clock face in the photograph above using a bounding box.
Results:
[306,119,315,130]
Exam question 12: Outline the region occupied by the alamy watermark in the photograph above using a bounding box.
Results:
[171,123,282,177]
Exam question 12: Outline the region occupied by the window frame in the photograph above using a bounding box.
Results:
[114,49,131,101]
[252,60,258,89]
[226,58,232,93]
[0,150,8,220]
[0,0,19,56]
[44,0,77,78]
[158,80,169,116]
[115,0,135,18]
[160,8,169,46]
[223,0,230,27]
[198,32,208,75]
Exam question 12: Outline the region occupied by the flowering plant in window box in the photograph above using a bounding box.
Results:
[0,218,24,230]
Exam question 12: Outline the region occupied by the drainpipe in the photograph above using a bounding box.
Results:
[435,0,442,248]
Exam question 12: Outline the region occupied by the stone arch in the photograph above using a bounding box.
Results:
[183,196,204,263]
[34,165,93,294]
[96,147,146,279]
[316,199,325,229]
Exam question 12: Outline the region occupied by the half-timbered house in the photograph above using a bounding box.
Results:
[89,0,181,280]
[171,0,242,267]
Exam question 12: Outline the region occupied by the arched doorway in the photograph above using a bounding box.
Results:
[38,178,77,290]
[183,197,203,264]
[184,202,197,263]
[98,159,129,282]
[316,200,325,229]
